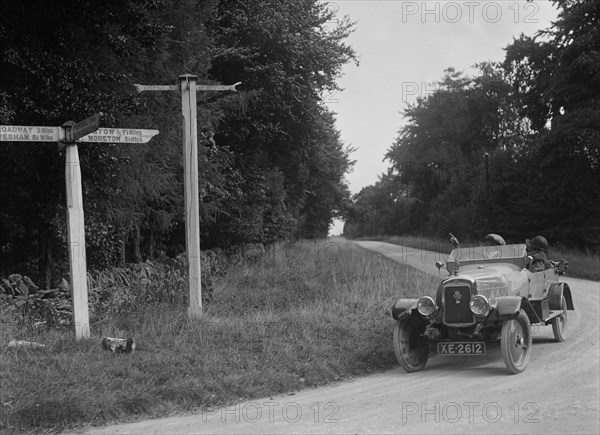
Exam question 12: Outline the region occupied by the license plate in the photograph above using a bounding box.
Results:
[437,342,486,355]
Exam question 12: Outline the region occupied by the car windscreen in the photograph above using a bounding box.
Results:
[448,244,527,262]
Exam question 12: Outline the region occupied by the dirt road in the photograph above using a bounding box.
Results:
[78,241,599,434]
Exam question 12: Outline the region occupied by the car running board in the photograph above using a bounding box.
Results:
[544,310,564,325]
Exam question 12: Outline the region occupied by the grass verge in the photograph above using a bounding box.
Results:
[0,238,440,433]
[361,234,600,281]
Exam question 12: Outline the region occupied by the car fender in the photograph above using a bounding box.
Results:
[495,296,542,323]
[495,296,522,318]
[548,282,575,310]
[391,299,419,321]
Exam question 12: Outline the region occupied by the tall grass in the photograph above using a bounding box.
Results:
[0,238,440,433]
[369,235,599,281]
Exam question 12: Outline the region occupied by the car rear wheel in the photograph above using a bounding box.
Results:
[551,296,568,342]
[393,316,429,373]
[501,311,532,374]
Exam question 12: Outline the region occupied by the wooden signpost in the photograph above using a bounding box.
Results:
[62,115,102,340]
[0,115,159,340]
[134,75,240,319]
[1,73,237,336]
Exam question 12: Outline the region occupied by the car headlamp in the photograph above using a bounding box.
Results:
[469,294,490,316]
[417,296,437,316]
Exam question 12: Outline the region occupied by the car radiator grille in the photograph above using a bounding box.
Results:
[444,286,473,324]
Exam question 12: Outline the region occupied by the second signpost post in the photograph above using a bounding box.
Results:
[135,74,240,319]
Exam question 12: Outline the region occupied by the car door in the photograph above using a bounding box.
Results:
[527,269,546,299]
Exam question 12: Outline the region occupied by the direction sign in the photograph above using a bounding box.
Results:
[71,113,102,141]
[135,84,178,92]
[0,125,60,142]
[134,82,241,93]
[197,82,241,92]
[76,128,159,144]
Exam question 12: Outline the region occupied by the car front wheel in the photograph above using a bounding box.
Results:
[393,316,429,373]
[551,296,568,342]
[501,311,532,374]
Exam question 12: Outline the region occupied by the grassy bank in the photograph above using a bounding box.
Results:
[0,238,440,433]
[360,235,600,281]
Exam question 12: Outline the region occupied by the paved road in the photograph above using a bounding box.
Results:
[76,241,600,434]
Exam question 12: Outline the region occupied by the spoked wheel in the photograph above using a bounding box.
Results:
[552,296,568,342]
[393,316,429,373]
[501,311,532,374]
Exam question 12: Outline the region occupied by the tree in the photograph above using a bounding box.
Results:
[0,0,359,281]
[383,64,522,237]
[344,172,408,238]
[349,0,599,249]
[0,0,176,280]
[502,0,600,246]
[207,0,357,240]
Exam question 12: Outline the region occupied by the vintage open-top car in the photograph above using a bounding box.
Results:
[390,238,573,374]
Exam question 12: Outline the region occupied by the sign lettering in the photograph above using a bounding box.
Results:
[135,84,178,92]
[197,83,241,92]
[0,125,158,144]
[0,125,59,142]
[77,128,159,144]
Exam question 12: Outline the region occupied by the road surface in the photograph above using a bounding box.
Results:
[75,241,600,434]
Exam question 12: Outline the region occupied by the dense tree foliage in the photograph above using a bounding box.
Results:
[0,0,356,282]
[345,0,599,248]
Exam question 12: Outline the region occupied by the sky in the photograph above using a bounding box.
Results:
[326,0,560,235]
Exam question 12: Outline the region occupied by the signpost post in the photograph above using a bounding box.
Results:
[61,113,102,339]
[0,116,159,340]
[134,75,240,319]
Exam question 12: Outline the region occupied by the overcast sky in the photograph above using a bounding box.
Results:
[327,0,560,235]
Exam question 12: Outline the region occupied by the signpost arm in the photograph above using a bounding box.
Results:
[179,74,202,318]
[65,140,90,339]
